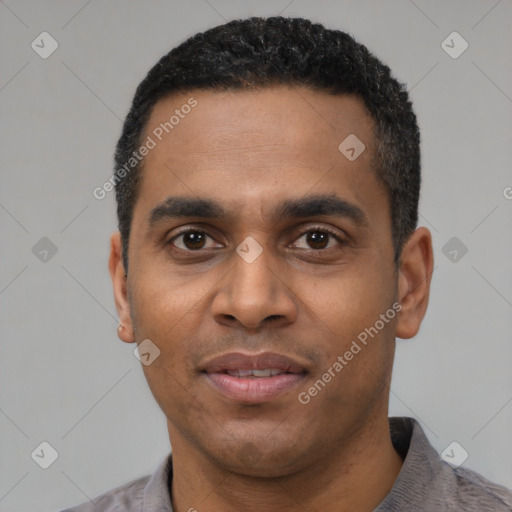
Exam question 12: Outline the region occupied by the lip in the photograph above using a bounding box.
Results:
[200,351,308,404]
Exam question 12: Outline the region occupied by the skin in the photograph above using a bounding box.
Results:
[109,85,433,512]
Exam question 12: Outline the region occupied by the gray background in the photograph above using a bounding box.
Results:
[1,0,511,510]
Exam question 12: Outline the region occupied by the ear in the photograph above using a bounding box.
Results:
[396,227,434,339]
[108,232,135,343]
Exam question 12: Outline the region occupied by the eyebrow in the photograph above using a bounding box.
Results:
[148,194,368,227]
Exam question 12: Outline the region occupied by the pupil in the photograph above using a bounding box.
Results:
[308,231,328,249]
[184,232,205,249]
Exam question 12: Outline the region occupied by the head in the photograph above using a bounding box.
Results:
[109,17,433,477]
[115,16,421,272]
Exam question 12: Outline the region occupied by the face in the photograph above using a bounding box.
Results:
[110,86,431,477]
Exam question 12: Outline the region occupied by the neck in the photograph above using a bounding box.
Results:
[169,414,403,512]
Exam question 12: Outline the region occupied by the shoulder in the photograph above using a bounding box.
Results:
[58,452,173,512]
[59,474,150,512]
[447,465,512,511]
[381,417,512,511]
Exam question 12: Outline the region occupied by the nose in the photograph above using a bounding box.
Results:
[211,241,297,331]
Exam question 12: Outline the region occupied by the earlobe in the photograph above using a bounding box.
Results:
[108,232,135,343]
[395,227,434,340]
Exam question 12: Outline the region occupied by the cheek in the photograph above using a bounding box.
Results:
[128,275,199,396]
[133,291,201,424]
[304,264,397,395]
[130,267,207,339]
[141,360,206,439]
[312,268,394,342]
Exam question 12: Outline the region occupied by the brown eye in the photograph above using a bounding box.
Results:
[305,231,329,250]
[169,230,218,251]
[293,228,344,250]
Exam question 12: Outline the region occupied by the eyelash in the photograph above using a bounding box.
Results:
[167,225,346,252]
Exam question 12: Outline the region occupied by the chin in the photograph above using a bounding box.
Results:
[206,440,310,479]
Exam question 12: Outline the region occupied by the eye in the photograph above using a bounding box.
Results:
[293,227,345,250]
[168,229,221,251]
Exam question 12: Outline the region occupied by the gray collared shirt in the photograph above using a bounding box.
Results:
[60,417,512,511]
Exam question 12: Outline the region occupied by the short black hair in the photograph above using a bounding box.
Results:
[114,16,420,272]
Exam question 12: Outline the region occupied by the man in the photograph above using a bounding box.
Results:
[64,16,512,512]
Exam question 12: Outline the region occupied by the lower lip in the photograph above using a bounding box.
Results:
[204,373,305,403]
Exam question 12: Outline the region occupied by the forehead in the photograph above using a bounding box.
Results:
[133,86,383,224]
[144,85,375,158]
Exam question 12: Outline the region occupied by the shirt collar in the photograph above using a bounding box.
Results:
[142,452,174,511]
[375,417,445,510]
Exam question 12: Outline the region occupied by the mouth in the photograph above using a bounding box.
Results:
[200,352,308,404]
